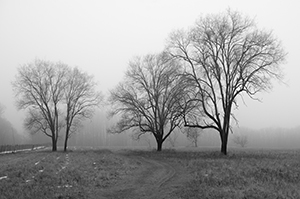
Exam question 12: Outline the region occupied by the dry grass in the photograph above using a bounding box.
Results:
[1,148,300,199]
[0,149,138,199]
[172,149,300,199]
[100,148,300,198]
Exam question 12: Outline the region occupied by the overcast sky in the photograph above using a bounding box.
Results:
[0,0,299,134]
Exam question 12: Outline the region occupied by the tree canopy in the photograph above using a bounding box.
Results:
[13,59,102,151]
[109,53,188,151]
[63,67,102,151]
[167,10,286,154]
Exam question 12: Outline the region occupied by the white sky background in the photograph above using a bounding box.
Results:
[0,0,299,134]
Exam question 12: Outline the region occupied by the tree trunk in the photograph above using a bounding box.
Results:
[64,135,68,152]
[220,130,229,155]
[220,104,232,155]
[156,139,163,151]
[52,137,57,151]
[50,126,57,151]
[64,125,70,152]
[54,105,59,152]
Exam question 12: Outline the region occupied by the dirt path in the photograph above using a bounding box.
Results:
[100,151,190,199]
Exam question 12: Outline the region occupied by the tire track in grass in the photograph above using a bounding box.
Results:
[1,151,78,198]
[25,152,69,187]
[0,152,51,183]
[25,153,52,183]
[153,159,176,188]
[139,156,176,188]
[25,152,70,185]
[55,153,74,189]
[56,153,70,174]
[102,153,177,199]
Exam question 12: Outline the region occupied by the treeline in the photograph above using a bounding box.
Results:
[0,115,22,145]
[239,126,300,149]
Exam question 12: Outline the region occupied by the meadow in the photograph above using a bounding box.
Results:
[161,149,300,198]
[0,149,139,199]
[0,148,299,199]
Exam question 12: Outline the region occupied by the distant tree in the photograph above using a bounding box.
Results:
[0,112,19,145]
[166,130,179,148]
[0,103,5,144]
[109,53,187,151]
[183,127,203,147]
[167,10,286,155]
[13,59,102,152]
[233,134,248,148]
[63,67,102,151]
[13,60,68,151]
[132,133,153,149]
[0,103,4,117]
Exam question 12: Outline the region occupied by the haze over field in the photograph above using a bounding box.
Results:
[0,0,299,148]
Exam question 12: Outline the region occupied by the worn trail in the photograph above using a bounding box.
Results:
[101,151,186,199]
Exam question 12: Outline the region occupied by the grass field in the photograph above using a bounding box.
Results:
[125,148,300,199]
[0,148,300,199]
[170,149,300,199]
[0,149,139,199]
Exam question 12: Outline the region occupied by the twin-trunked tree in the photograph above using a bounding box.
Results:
[13,60,102,151]
[110,10,285,154]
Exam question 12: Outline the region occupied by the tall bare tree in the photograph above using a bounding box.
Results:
[63,67,102,151]
[167,10,286,155]
[13,60,68,151]
[109,53,187,151]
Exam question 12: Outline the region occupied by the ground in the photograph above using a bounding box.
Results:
[0,147,300,199]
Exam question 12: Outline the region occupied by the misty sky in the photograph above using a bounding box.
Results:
[0,0,299,134]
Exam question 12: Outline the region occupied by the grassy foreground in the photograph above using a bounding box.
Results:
[166,149,300,199]
[1,148,300,199]
[0,149,138,199]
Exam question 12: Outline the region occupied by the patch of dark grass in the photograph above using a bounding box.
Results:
[2,148,300,199]
[174,149,300,199]
[0,149,140,199]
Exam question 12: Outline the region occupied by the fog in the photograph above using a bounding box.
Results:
[0,0,299,149]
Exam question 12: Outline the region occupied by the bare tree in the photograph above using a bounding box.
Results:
[0,103,5,118]
[63,67,102,151]
[13,60,68,151]
[183,127,203,147]
[167,10,286,155]
[132,133,153,149]
[109,53,187,151]
[166,130,179,148]
[233,134,248,148]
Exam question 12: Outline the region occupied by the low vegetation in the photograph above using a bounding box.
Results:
[169,149,300,199]
[100,148,300,199]
[0,149,139,199]
[1,148,299,199]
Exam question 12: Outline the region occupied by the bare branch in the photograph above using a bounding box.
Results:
[109,52,188,151]
[12,59,68,151]
[167,10,286,155]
